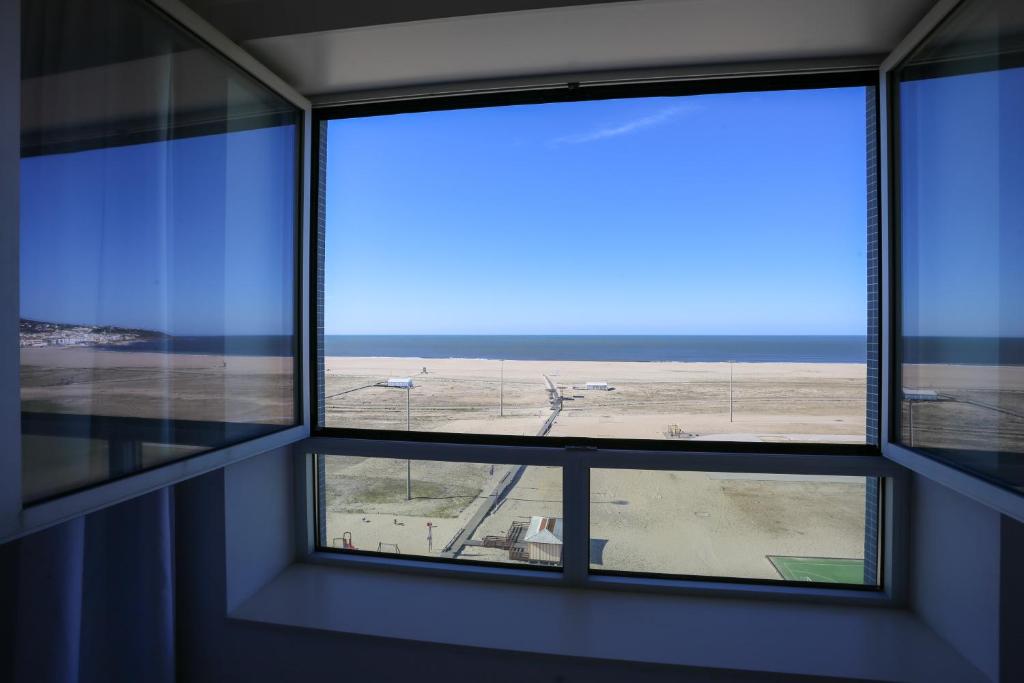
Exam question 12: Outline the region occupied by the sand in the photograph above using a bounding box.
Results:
[899,363,1024,453]
[320,356,873,578]
[589,470,866,579]
[20,347,295,501]
[324,356,867,442]
[21,347,294,423]
[320,455,868,579]
[20,348,878,577]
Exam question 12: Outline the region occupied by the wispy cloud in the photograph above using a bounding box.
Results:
[551,104,696,145]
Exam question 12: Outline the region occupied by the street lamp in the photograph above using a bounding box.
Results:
[729,360,734,423]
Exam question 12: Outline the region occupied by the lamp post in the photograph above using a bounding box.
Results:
[407,385,411,499]
[729,360,734,423]
[499,359,504,417]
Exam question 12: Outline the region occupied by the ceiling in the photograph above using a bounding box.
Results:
[180,0,641,41]
[187,0,939,98]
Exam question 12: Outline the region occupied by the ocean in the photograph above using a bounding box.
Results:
[321,335,867,363]
[100,334,867,362]
[97,335,1024,365]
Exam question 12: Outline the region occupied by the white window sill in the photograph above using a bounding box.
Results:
[230,562,985,681]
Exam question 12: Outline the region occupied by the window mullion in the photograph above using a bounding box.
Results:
[562,447,590,585]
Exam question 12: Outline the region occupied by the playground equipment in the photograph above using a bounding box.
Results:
[377,542,401,554]
[331,531,356,550]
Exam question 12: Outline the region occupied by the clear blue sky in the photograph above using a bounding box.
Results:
[20,125,296,336]
[900,66,1024,338]
[325,87,869,335]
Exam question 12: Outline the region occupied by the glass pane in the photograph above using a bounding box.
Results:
[322,87,873,444]
[318,455,563,567]
[590,469,879,585]
[896,0,1024,491]
[20,0,300,503]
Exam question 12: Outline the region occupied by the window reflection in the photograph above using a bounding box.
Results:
[19,0,300,503]
[896,0,1024,490]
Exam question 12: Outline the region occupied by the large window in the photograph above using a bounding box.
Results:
[312,77,886,589]
[318,84,874,447]
[19,0,301,503]
[894,0,1024,493]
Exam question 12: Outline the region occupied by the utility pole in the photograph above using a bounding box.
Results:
[407,386,412,500]
[907,400,914,448]
[499,360,504,417]
[729,360,734,423]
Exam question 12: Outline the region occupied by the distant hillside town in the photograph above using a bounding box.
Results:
[19,319,167,348]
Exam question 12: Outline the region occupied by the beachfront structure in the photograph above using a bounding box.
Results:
[903,388,939,401]
[523,516,563,565]
[585,381,610,391]
[386,377,414,388]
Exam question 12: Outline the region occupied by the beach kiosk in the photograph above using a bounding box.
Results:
[585,381,610,391]
[386,377,414,388]
[523,516,563,565]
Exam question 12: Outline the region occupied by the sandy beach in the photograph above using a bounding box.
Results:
[321,455,867,580]
[20,347,295,501]
[21,347,295,424]
[21,348,878,578]
[324,355,867,442]
[320,355,872,579]
[900,363,1024,452]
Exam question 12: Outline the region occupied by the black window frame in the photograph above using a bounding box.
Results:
[303,70,897,595]
[309,70,883,458]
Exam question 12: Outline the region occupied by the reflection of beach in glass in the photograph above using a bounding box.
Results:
[896,3,1024,488]
[20,0,300,501]
[900,363,1024,454]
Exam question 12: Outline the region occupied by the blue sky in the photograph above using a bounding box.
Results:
[20,125,296,336]
[900,66,1024,337]
[325,87,869,335]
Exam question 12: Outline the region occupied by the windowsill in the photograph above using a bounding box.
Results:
[230,562,985,681]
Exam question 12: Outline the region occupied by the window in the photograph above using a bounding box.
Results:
[312,75,888,591]
[590,470,879,586]
[19,0,301,503]
[318,454,563,567]
[894,0,1024,493]
[318,83,875,447]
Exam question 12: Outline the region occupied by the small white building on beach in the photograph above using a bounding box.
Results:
[386,377,415,388]
[903,388,939,401]
[523,516,563,564]
[585,381,610,391]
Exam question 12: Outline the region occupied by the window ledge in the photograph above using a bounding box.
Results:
[230,563,984,682]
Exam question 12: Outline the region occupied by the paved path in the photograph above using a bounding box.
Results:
[441,374,562,558]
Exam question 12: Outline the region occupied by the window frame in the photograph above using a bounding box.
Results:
[1,0,313,542]
[309,70,882,457]
[302,70,908,603]
[878,0,1024,524]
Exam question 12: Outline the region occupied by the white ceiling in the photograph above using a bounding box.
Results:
[235,0,938,98]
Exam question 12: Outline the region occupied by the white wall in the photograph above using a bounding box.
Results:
[910,473,1002,681]
[223,445,296,611]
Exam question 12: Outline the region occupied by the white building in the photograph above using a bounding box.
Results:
[523,516,563,564]
[585,382,610,391]
[903,388,939,401]
[386,377,414,388]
